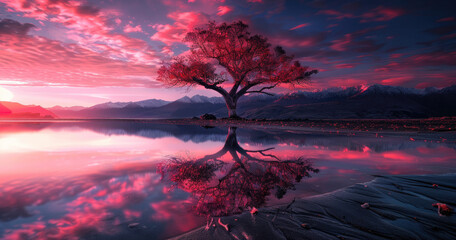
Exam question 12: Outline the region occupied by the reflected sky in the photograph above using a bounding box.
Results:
[0,121,455,239]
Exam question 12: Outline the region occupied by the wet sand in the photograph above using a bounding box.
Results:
[173,174,456,240]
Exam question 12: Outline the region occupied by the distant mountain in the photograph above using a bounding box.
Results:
[90,98,170,109]
[0,101,57,119]
[136,99,171,108]
[243,84,456,119]
[49,105,86,111]
[48,85,456,119]
[176,95,224,104]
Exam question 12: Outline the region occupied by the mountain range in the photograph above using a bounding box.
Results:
[47,84,456,119]
[0,101,57,119]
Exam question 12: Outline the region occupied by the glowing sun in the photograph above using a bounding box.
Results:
[0,87,14,101]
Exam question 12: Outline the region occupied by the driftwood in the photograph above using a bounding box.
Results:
[172,174,456,240]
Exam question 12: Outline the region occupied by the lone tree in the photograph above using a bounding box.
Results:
[157,21,318,118]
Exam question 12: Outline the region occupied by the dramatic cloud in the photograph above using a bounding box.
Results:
[123,24,143,33]
[317,9,355,20]
[318,6,403,22]
[217,5,233,16]
[360,6,403,22]
[0,18,35,35]
[290,23,309,30]
[0,0,455,106]
[0,0,159,66]
[0,30,160,87]
[335,64,356,69]
[330,26,386,53]
[150,11,209,45]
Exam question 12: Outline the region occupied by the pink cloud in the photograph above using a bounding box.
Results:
[329,26,385,52]
[409,51,456,66]
[361,6,403,22]
[271,37,318,47]
[0,0,158,67]
[326,78,368,87]
[380,76,412,86]
[0,1,168,88]
[376,51,456,73]
[330,34,352,51]
[390,53,403,59]
[374,62,400,72]
[150,11,209,45]
[290,23,309,30]
[317,10,354,20]
[217,5,233,16]
[0,34,160,87]
[414,74,456,88]
[335,64,356,69]
[124,24,143,33]
[319,7,403,22]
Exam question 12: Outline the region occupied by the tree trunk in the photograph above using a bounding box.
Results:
[224,95,239,118]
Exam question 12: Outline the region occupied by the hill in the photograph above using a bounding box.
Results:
[49,85,456,119]
[0,101,57,119]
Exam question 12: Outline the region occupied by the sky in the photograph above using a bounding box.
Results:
[0,0,455,107]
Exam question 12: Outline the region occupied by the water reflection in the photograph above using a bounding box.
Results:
[0,120,455,239]
[158,127,319,217]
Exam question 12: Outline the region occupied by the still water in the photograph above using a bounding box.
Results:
[1,120,455,239]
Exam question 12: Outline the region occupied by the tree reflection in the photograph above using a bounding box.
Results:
[158,127,319,217]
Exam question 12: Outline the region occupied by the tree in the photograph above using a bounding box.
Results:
[157,21,318,118]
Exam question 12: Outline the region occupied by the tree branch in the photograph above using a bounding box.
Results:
[244,148,280,161]
[244,83,278,96]
[245,90,274,96]
[192,77,229,97]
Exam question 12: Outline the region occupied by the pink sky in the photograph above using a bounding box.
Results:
[0,0,455,107]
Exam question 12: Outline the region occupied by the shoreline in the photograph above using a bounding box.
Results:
[1,117,455,133]
[172,174,456,240]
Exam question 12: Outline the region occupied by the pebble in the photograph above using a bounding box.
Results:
[361,203,370,209]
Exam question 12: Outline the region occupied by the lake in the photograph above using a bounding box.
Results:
[1,120,455,239]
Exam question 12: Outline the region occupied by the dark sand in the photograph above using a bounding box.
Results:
[173,174,456,240]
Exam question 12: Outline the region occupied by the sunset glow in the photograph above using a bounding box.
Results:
[0,0,454,107]
[0,87,13,101]
[0,1,455,238]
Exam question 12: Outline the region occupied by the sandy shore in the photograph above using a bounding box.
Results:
[173,174,456,240]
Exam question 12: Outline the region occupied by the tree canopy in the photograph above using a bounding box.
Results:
[158,21,318,117]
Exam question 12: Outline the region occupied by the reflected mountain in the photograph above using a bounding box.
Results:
[1,120,454,152]
[7,120,451,152]
[158,127,319,217]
